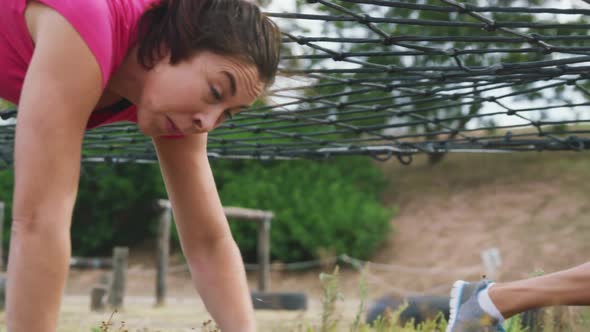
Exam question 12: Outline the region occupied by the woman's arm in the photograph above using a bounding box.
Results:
[152,134,255,332]
[7,3,102,332]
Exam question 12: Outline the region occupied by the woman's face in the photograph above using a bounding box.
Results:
[136,50,264,137]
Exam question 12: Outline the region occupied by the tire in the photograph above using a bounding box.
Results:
[250,291,308,310]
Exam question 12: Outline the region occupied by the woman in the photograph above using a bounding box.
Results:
[0,0,281,331]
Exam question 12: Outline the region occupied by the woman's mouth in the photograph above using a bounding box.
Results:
[165,116,182,135]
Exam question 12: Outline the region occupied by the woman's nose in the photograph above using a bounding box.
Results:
[192,112,218,133]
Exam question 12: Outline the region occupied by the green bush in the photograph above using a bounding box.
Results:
[0,168,14,255]
[0,164,166,257]
[72,163,166,256]
[1,156,394,263]
[212,157,394,263]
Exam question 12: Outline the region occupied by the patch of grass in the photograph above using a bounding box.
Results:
[91,267,590,332]
[302,268,589,332]
[92,310,130,332]
[576,307,590,328]
[282,266,449,332]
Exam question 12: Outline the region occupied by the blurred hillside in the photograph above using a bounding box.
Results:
[372,150,590,289]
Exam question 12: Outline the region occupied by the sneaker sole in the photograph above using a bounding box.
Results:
[446,280,467,332]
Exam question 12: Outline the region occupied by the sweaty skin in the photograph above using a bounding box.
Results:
[489,262,590,319]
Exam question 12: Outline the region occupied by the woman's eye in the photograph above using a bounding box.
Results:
[210,86,222,101]
[224,110,233,121]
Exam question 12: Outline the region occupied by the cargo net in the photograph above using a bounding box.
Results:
[2,0,590,167]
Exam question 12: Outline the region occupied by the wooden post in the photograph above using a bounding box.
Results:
[481,248,502,280]
[90,273,110,312]
[108,247,129,309]
[156,199,172,307]
[257,217,271,292]
[90,286,108,312]
[0,201,4,272]
[222,207,274,293]
[0,275,5,311]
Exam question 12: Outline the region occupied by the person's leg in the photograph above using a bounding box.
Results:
[489,262,590,319]
[447,262,590,332]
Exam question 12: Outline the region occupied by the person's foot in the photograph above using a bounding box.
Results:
[446,280,505,332]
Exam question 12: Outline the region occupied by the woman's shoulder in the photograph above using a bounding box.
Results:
[28,0,116,87]
[27,0,155,88]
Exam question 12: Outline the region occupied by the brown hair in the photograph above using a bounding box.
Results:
[137,0,282,86]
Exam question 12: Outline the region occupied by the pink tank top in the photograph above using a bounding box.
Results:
[0,0,156,129]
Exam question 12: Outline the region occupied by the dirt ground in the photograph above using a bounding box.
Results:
[2,152,589,331]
